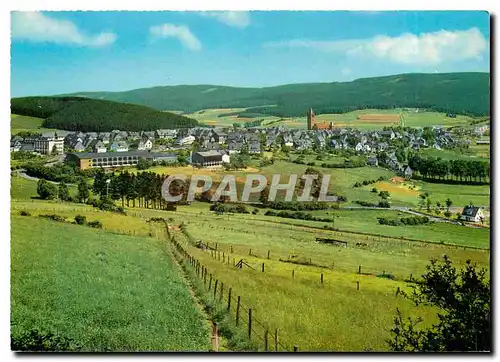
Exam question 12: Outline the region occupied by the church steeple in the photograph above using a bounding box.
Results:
[307,107,315,130]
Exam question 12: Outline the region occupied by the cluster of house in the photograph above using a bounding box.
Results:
[10,132,65,155]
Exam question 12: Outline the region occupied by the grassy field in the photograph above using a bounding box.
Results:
[163,202,488,351]
[124,159,490,208]
[11,214,210,351]
[10,175,80,201]
[419,147,490,161]
[10,191,490,351]
[11,114,56,134]
[196,108,472,130]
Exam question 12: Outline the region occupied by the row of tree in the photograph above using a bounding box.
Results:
[408,154,490,183]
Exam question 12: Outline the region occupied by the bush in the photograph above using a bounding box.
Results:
[38,214,66,222]
[11,329,80,351]
[371,188,378,193]
[74,215,87,225]
[378,200,391,208]
[252,208,259,215]
[444,211,452,217]
[19,210,31,216]
[353,182,362,188]
[377,217,401,226]
[355,200,378,207]
[87,220,103,229]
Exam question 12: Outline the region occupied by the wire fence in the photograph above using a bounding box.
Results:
[170,236,295,352]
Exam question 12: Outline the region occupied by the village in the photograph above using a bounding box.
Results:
[10,107,489,176]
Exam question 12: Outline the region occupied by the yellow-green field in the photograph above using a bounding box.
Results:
[183,108,474,130]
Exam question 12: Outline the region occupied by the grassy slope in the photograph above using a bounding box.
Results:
[11,114,56,134]
[10,192,489,351]
[11,215,210,351]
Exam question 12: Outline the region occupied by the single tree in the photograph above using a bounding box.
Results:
[77,179,90,203]
[388,256,490,352]
[37,179,57,200]
[58,182,70,201]
[445,198,453,212]
[379,191,390,200]
[426,198,432,211]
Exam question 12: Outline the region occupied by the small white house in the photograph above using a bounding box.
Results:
[460,205,484,223]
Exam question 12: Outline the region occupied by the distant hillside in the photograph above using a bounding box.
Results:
[62,73,490,117]
[10,97,198,132]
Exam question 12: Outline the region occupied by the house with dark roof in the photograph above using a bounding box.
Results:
[460,205,485,223]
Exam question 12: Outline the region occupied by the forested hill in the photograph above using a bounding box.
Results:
[10,97,198,132]
[62,72,490,117]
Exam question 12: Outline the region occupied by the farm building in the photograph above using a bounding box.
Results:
[460,205,485,223]
[191,150,230,168]
[65,151,178,170]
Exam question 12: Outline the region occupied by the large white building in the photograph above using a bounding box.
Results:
[33,132,65,155]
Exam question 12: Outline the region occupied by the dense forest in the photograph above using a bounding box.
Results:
[62,72,490,117]
[10,97,198,132]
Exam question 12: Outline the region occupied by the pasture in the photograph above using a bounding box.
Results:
[10,214,210,351]
[10,188,490,351]
[11,114,56,134]
[163,202,488,351]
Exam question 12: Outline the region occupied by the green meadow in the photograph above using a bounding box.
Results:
[11,114,56,134]
[10,214,210,351]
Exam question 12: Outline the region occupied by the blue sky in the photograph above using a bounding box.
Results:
[11,11,490,97]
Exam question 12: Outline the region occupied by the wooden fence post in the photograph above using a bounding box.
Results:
[214,280,219,299]
[211,322,219,352]
[358,265,362,274]
[249,248,252,255]
[292,270,295,279]
[223,252,225,261]
[321,273,324,285]
[220,282,224,301]
[248,308,252,339]
[227,288,232,311]
[267,250,270,259]
[215,243,218,251]
[294,345,298,352]
[236,296,241,326]
[274,329,278,352]
[264,329,269,351]
[209,274,213,290]
[262,263,265,272]
[357,281,360,290]
[231,245,233,253]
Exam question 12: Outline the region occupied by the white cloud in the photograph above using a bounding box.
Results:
[199,11,250,28]
[11,11,116,47]
[149,23,201,51]
[265,28,488,65]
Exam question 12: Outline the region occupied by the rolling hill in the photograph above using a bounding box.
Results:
[61,72,490,117]
[10,97,199,132]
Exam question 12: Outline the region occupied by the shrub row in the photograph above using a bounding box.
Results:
[86,197,126,214]
[353,176,386,188]
[210,203,251,214]
[265,210,333,222]
[264,201,336,211]
[378,216,430,226]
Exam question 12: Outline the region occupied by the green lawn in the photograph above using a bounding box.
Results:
[11,114,56,134]
[11,215,210,351]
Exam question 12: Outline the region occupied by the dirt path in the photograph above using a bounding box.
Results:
[166,240,225,352]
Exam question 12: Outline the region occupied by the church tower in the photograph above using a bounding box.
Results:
[307,107,315,130]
